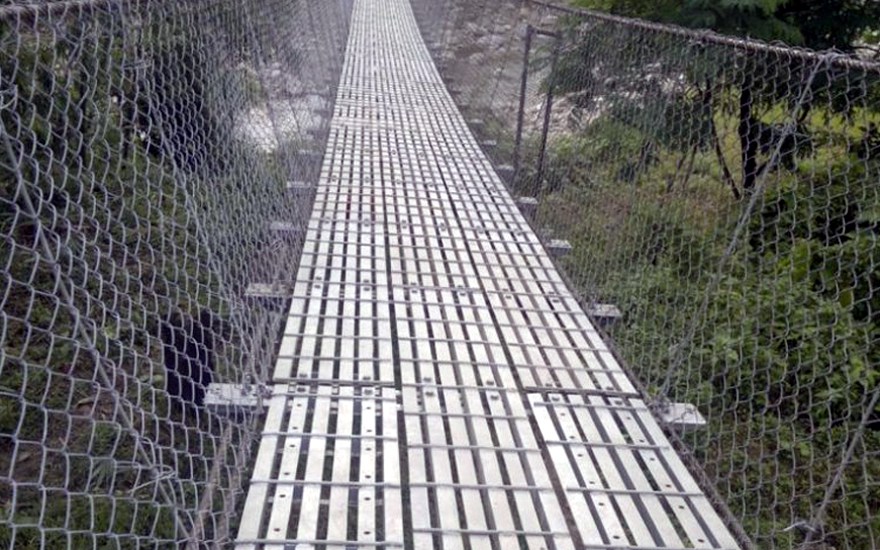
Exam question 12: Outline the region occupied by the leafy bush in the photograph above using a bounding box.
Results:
[536,103,880,546]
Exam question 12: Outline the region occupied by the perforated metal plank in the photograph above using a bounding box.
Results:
[237,385,402,549]
[404,384,574,550]
[237,0,742,546]
[529,393,740,549]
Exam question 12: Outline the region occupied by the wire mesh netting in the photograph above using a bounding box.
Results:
[411,0,880,548]
[2,0,879,547]
[0,0,351,546]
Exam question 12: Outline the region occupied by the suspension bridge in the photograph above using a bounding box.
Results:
[233,0,739,547]
[2,0,878,547]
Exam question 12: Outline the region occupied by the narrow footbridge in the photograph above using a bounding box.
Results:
[236,0,740,548]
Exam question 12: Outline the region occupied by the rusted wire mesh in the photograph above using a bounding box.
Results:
[412,0,880,548]
[0,0,351,546]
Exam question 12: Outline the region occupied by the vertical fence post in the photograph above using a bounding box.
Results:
[535,29,561,189]
[513,25,533,181]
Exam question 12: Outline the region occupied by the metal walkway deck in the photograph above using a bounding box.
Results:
[236,0,740,548]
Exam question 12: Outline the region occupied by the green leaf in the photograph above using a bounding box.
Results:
[838,287,854,310]
[779,239,812,282]
[857,204,880,224]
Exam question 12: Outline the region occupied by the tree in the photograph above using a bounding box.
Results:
[574,0,879,51]
[776,0,880,51]
[572,0,680,21]
[570,0,879,196]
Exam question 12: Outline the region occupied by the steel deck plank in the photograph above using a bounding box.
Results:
[235,0,741,547]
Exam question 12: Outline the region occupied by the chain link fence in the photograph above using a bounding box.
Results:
[2,0,878,547]
[0,0,351,546]
[413,0,880,548]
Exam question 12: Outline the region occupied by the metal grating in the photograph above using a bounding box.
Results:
[236,0,741,548]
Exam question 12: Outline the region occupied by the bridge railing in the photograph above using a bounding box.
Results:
[0,0,350,545]
[413,0,880,548]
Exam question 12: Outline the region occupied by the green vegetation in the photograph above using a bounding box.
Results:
[573,0,880,50]
[0,1,279,546]
[515,1,880,545]
[531,101,880,547]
